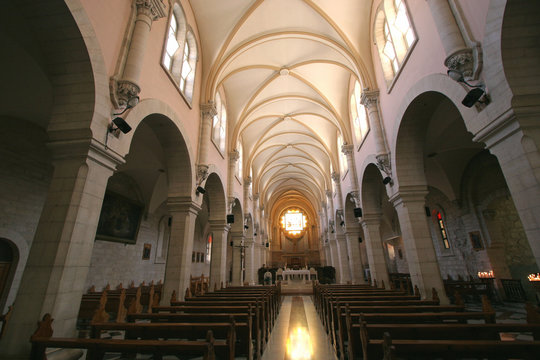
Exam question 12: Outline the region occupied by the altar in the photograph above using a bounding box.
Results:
[282,269,313,283]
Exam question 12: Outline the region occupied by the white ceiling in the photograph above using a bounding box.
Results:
[190,0,375,214]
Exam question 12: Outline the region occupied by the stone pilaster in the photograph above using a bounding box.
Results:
[209,221,230,290]
[244,239,255,285]
[389,187,448,303]
[336,234,351,283]
[344,229,367,284]
[111,0,166,108]
[361,214,390,287]
[163,198,201,302]
[425,0,473,77]
[197,102,217,183]
[1,140,123,357]
[361,90,387,157]
[230,232,244,286]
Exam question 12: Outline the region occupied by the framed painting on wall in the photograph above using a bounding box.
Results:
[96,191,144,244]
[469,231,484,250]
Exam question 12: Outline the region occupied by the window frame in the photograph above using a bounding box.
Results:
[160,2,198,108]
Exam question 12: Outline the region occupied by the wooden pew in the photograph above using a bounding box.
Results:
[126,311,259,360]
[30,314,221,360]
[90,319,241,359]
[377,332,540,360]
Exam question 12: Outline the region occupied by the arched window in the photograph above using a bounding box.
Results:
[434,210,451,249]
[212,91,227,154]
[162,3,197,103]
[374,0,417,86]
[350,81,369,145]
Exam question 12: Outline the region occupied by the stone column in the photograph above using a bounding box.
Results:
[361,91,386,156]
[425,0,473,77]
[163,198,201,302]
[482,209,512,297]
[227,151,240,207]
[209,221,229,290]
[1,142,122,357]
[230,232,244,286]
[344,228,367,284]
[113,0,167,107]
[479,125,540,272]
[197,103,217,185]
[361,214,390,287]
[332,172,352,282]
[389,188,448,303]
[244,239,255,284]
[336,234,352,283]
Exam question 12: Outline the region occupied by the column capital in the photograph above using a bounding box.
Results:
[331,171,340,183]
[244,176,252,186]
[326,190,333,198]
[229,150,240,162]
[360,89,379,108]
[388,185,429,207]
[444,49,474,78]
[167,197,201,215]
[209,219,230,231]
[135,0,167,20]
[376,153,392,176]
[196,164,209,185]
[341,143,354,156]
[200,101,217,118]
[253,193,259,201]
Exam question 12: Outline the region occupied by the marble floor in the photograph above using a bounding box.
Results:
[262,296,337,360]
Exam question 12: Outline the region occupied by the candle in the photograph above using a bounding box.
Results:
[528,273,540,282]
[478,270,494,279]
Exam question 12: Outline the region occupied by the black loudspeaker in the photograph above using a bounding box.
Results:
[111,117,132,134]
[265,242,269,247]
[353,207,362,218]
[425,207,431,217]
[227,214,234,223]
[358,237,363,243]
[229,241,233,246]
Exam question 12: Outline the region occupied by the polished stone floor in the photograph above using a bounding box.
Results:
[262,296,337,360]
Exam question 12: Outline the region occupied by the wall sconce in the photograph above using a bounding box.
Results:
[382,176,393,185]
[447,70,489,108]
[196,186,206,195]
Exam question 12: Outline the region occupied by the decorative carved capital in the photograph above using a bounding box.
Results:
[376,153,391,176]
[110,78,141,109]
[253,193,259,201]
[350,190,361,207]
[196,164,209,185]
[445,49,474,78]
[361,89,379,108]
[331,171,340,183]
[244,176,252,186]
[135,0,167,20]
[341,144,354,156]
[200,101,217,119]
[229,150,240,162]
[326,190,333,198]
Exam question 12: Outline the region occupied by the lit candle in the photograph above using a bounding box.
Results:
[528,273,540,282]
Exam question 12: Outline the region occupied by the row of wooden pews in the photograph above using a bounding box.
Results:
[31,283,282,360]
[77,281,163,325]
[314,282,540,360]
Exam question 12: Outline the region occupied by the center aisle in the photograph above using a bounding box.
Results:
[262,296,338,360]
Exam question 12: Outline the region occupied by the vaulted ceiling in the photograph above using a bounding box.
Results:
[190,0,376,217]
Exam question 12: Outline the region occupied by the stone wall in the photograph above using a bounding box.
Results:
[0,118,52,311]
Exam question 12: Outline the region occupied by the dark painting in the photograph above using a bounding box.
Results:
[96,191,143,244]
